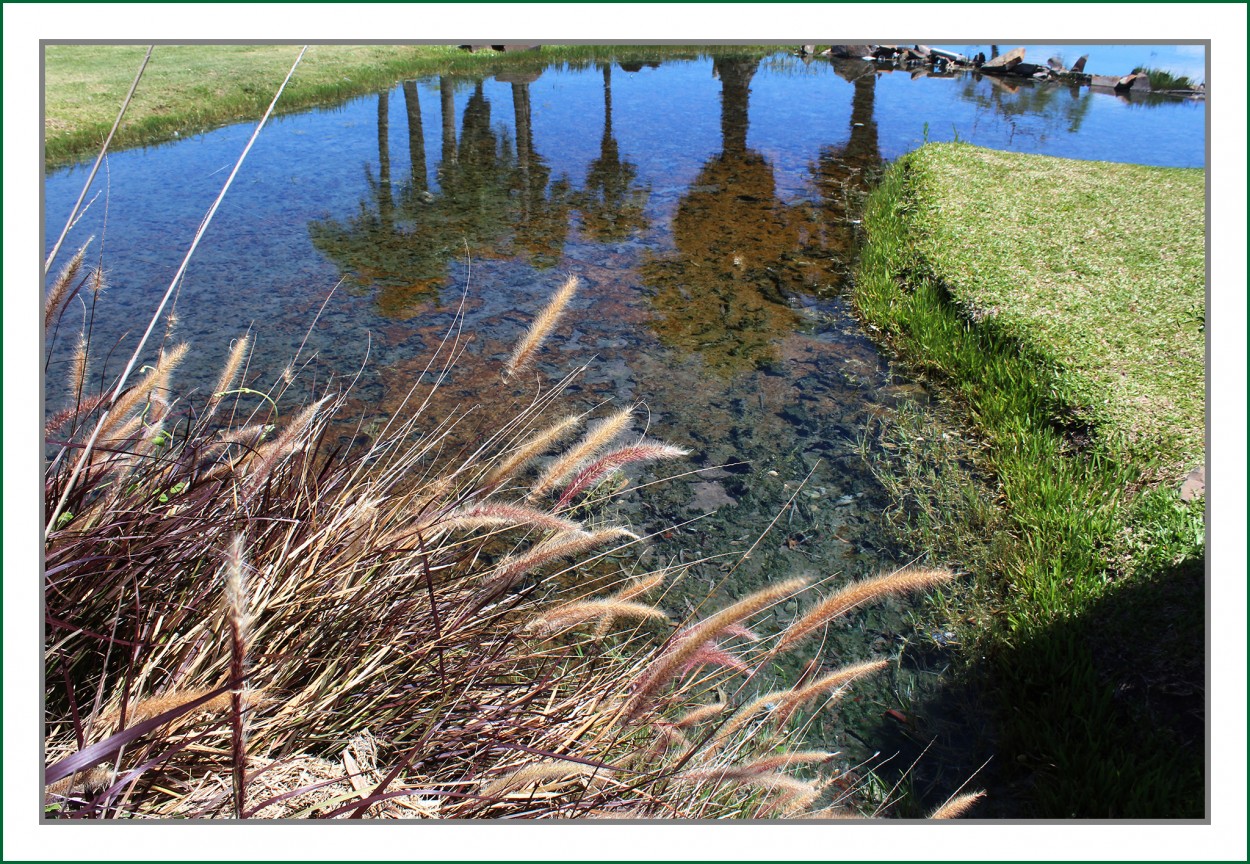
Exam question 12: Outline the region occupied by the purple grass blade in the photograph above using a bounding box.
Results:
[45,683,232,785]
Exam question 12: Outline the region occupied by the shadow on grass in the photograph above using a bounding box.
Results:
[866,550,1205,819]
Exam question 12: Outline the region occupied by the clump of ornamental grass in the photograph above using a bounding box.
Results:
[44,270,961,820]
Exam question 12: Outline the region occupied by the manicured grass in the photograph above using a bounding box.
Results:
[853,144,1205,817]
[43,44,785,167]
[904,144,1204,478]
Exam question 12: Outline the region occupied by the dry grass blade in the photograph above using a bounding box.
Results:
[771,567,954,657]
[504,275,579,379]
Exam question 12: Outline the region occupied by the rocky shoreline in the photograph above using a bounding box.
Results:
[802,44,1206,100]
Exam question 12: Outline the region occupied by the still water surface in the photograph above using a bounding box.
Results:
[43,49,1205,807]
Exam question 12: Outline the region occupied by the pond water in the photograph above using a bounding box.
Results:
[43,48,1205,809]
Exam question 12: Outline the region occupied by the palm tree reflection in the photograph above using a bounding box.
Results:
[640,57,804,375]
[574,63,649,243]
[309,74,572,318]
[810,61,884,265]
[962,71,1093,141]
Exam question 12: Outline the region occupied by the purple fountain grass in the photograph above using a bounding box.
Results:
[43,250,962,818]
[553,441,689,510]
[528,406,634,501]
[769,566,954,658]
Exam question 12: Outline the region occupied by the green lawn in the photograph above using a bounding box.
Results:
[903,144,1204,477]
[853,143,1206,817]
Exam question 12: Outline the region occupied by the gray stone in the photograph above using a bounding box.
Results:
[981,46,1026,70]
[1179,465,1205,502]
[1047,56,1067,73]
[827,45,874,59]
[1116,72,1151,92]
[1090,74,1120,89]
[1071,54,1088,73]
[929,47,967,64]
[686,481,738,513]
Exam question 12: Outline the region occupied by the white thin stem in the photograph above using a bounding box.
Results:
[45,46,309,539]
[44,46,152,277]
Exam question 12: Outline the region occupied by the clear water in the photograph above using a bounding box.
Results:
[43,49,1206,805]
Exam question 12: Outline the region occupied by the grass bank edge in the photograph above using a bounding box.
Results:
[44,44,788,168]
[852,144,1205,816]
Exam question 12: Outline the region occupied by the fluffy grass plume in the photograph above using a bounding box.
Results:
[928,789,986,819]
[504,274,579,379]
[777,659,890,717]
[620,577,807,721]
[439,502,583,535]
[95,341,189,443]
[528,405,635,501]
[485,413,581,487]
[479,760,611,799]
[206,332,251,417]
[45,239,90,330]
[771,567,953,657]
[526,599,668,637]
[224,534,250,820]
[554,441,689,509]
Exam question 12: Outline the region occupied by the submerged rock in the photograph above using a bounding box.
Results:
[686,480,739,512]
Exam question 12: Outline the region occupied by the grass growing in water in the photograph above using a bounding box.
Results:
[853,143,1205,817]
